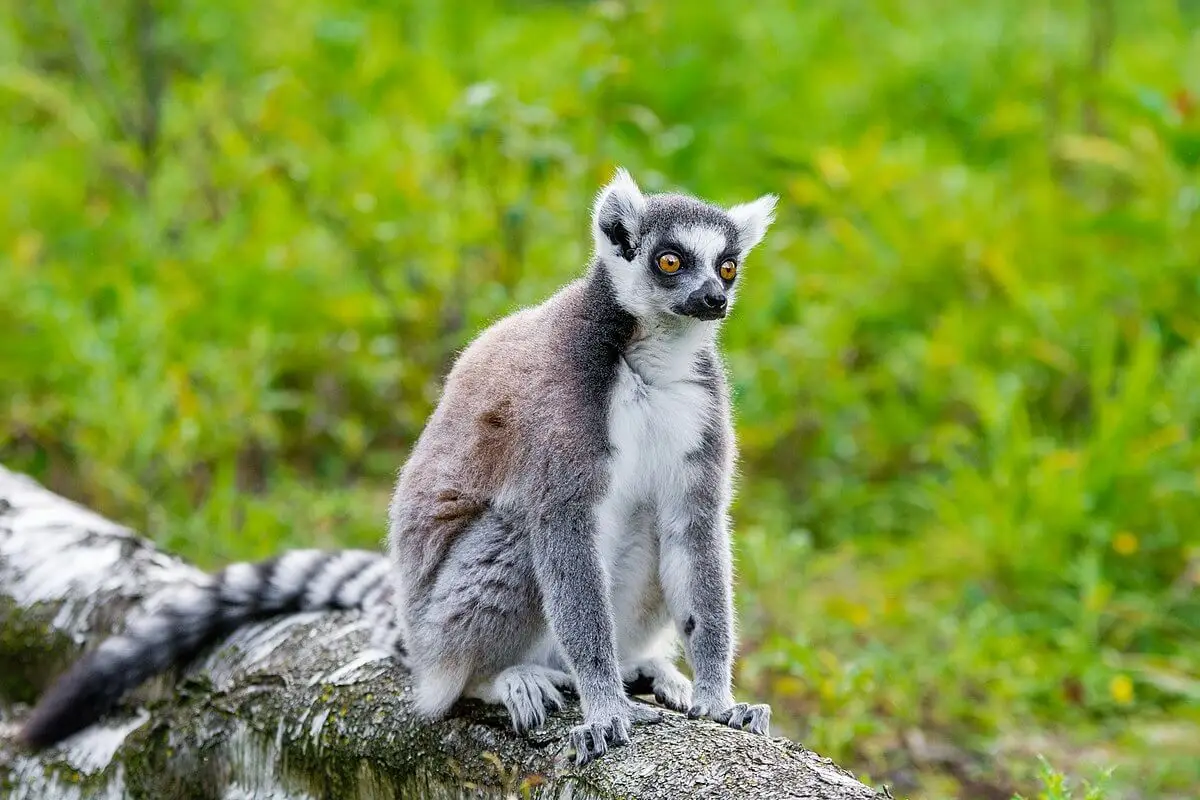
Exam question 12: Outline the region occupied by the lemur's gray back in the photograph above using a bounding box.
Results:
[387,270,637,598]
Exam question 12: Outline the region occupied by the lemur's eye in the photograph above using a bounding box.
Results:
[719,260,738,281]
[657,252,682,274]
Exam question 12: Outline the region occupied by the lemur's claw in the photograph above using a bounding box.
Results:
[568,700,662,764]
[688,698,771,736]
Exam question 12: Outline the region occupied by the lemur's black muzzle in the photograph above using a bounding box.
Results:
[675,283,727,320]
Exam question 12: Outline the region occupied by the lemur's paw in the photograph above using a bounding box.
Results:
[622,658,692,713]
[650,668,692,713]
[568,717,624,765]
[494,666,568,734]
[687,694,771,736]
[719,702,771,736]
[568,700,662,765]
[685,691,731,722]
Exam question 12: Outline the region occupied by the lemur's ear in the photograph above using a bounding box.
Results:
[592,167,646,262]
[727,194,778,253]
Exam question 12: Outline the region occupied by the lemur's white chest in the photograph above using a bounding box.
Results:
[595,342,712,658]
[600,365,709,512]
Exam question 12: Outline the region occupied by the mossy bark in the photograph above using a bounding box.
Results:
[0,465,884,799]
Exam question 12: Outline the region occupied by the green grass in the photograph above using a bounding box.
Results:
[2,0,1199,797]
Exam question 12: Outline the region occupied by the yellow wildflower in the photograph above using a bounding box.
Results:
[1113,532,1138,556]
[1109,674,1134,706]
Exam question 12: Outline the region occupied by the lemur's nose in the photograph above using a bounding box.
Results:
[702,290,727,310]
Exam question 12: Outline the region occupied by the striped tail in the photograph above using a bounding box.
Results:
[19,548,394,749]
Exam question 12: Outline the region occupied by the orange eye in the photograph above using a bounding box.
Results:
[657,252,682,274]
[719,260,737,280]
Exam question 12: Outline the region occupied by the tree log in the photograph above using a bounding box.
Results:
[0,465,884,799]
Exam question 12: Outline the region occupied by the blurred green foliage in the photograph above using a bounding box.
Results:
[2,0,1198,796]
[1013,757,1116,800]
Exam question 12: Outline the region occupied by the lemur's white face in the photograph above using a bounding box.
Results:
[591,168,777,323]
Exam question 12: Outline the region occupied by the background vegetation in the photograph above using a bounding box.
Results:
[2,0,1198,797]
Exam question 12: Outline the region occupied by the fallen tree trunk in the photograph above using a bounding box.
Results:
[0,465,883,799]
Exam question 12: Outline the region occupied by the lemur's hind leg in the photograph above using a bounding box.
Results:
[623,657,693,713]
[404,510,547,721]
[471,664,575,733]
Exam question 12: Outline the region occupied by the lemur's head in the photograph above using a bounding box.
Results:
[591,168,776,324]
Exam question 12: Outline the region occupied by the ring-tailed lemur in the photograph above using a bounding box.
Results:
[19,168,778,765]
